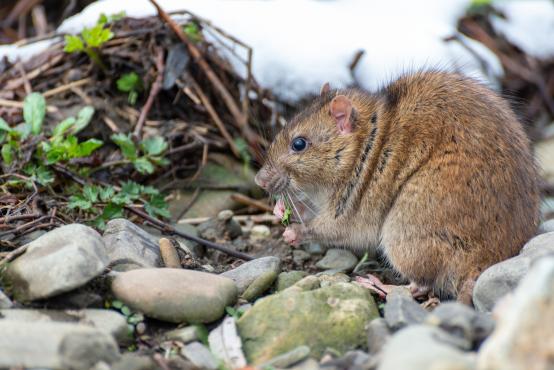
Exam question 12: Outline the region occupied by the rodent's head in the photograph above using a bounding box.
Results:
[256,84,377,200]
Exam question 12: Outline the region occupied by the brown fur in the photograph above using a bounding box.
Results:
[256,71,540,302]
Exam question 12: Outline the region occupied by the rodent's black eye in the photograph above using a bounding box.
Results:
[291,137,308,152]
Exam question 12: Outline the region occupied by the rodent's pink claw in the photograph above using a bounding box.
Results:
[274,198,285,219]
[283,225,301,246]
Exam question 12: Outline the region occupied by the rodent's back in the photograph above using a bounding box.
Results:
[378,71,539,292]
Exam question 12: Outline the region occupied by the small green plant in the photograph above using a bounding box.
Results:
[225,306,246,320]
[233,137,252,173]
[194,324,210,346]
[106,299,144,338]
[281,206,292,226]
[110,133,169,175]
[183,22,202,43]
[63,14,119,69]
[117,72,143,105]
[68,181,170,229]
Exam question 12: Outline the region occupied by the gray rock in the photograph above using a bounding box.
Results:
[0,321,120,369]
[367,318,391,355]
[289,358,321,370]
[112,354,156,370]
[426,302,494,348]
[293,249,311,266]
[316,248,358,272]
[12,229,46,246]
[242,271,278,301]
[0,288,13,308]
[5,224,109,301]
[250,224,271,240]
[379,325,476,370]
[221,256,281,294]
[473,231,554,311]
[538,219,554,234]
[164,326,199,343]
[0,308,130,344]
[181,342,219,370]
[198,210,242,241]
[384,287,428,331]
[102,219,161,271]
[111,268,237,323]
[276,271,308,291]
[237,282,379,364]
[477,256,554,370]
[320,350,373,370]
[261,346,311,368]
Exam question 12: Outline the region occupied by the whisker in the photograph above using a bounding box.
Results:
[289,187,318,216]
[286,190,304,225]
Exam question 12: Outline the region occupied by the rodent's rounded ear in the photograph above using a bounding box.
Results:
[320,82,331,97]
[330,95,353,135]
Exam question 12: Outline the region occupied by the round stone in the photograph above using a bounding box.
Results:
[111,268,238,323]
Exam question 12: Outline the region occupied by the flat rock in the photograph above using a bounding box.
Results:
[379,325,476,370]
[0,321,120,369]
[276,271,308,291]
[367,318,391,355]
[0,308,129,344]
[477,256,554,370]
[425,302,494,348]
[111,268,237,323]
[102,219,161,271]
[5,224,109,301]
[384,287,428,331]
[315,248,358,272]
[221,256,281,293]
[237,282,379,364]
[473,231,554,311]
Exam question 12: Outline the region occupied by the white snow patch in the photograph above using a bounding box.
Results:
[0,0,551,100]
[492,1,554,59]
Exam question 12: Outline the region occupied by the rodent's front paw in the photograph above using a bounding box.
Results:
[273,198,286,219]
[283,224,304,246]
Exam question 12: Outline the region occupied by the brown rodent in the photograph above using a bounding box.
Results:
[255,70,540,304]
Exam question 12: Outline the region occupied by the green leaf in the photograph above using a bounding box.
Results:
[116,72,141,93]
[111,133,137,160]
[13,123,30,140]
[0,118,13,133]
[83,185,99,202]
[111,300,124,309]
[1,143,13,164]
[144,193,170,219]
[23,93,46,135]
[52,117,76,137]
[76,138,103,157]
[140,136,168,156]
[225,306,237,317]
[281,206,292,226]
[99,186,115,202]
[97,13,108,26]
[121,306,131,317]
[64,35,85,53]
[133,157,154,174]
[183,22,202,43]
[68,195,92,210]
[120,181,141,199]
[128,91,138,105]
[195,324,209,346]
[73,106,95,134]
[141,185,159,196]
[81,24,113,48]
[102,202,124,219]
